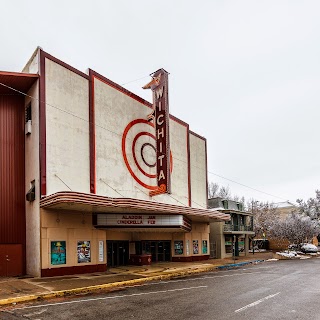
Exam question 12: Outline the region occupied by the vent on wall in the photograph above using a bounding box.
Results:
[25,103,32,135]
[25,120,32,135]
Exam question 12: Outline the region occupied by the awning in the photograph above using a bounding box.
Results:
[0,71,38,94]
[214,209,253,216]
[40,191,230,222]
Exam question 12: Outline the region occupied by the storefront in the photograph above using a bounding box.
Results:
[39,191,229,276]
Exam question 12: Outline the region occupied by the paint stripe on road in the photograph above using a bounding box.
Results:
[131,271,262,287]
[235,292,280,313]
[13,285,208,310]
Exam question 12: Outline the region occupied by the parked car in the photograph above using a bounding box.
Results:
[288,244,300,250]
[300,243,318,253]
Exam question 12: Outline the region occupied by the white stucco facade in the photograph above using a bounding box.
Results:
[45,59,90,195]
[189,133,207,209]
[94,76,196,206]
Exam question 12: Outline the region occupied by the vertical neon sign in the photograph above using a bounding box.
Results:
[143,69,171,196]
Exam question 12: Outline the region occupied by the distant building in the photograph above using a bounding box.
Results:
[268,201,296,249]
[274,201,296,220]
[270,201,319,248]
[208,197,254,259]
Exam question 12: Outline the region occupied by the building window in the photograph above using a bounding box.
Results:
[225,236,233,254]
[240,215,245,225]
[222,200,228,209]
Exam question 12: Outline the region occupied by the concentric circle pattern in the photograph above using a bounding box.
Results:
[122,119,157,190]
[141,143,157,168]
[122,119,173,191]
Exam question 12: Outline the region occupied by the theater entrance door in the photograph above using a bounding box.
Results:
[107,241,129,267]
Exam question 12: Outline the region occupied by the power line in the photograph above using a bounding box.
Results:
[207,171,289,201]
[0,81,289,203]
[121,75,150,86]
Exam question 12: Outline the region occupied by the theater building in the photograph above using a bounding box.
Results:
[0,47,229,277]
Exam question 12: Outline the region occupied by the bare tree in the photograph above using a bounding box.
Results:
[252,201,279,238]
[295,190,320,220]
[270,213,319,245]
[240,196,246,210]
[208,182,220,198]
[218,186,231,199]
[233,195,240,202]
[208,182,246,209]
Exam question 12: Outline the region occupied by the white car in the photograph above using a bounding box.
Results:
[300,243,318,253]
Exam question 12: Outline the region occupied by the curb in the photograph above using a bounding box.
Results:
[216,260,264,270]
[0,259,266,307]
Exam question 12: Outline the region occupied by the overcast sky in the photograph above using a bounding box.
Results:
[1,1,320,204]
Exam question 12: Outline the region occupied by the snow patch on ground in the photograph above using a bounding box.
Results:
[276,251,301,259]
[249,249,267,253]
[275,250,318,259]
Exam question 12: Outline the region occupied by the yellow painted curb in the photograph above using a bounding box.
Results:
[0,265,218,307]
[0,259,268,307]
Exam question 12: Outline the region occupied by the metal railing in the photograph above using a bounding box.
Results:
[223,224,253,232]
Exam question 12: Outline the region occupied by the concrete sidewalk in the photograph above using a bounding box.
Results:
[0,252,273,307]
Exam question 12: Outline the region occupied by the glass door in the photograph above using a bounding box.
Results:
[157,241,164,262]
[164,241,171,261]
[107,241,114,267]
[107,241,129,267]
[150,241,157,262]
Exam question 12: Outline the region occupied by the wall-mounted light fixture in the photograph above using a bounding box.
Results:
[26,180,35,202]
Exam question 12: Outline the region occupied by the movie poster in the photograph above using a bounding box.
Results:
[202,240,208,254]
[77,241,91,263]
[51,241,66,265]
[193,240,199,254]
[174,241,183,255]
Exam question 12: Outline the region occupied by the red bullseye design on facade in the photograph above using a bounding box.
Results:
[132,132,157,179]
[141,143,157,168]
[122,119,172,191]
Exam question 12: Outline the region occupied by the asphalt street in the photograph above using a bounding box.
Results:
[2,258,320,320]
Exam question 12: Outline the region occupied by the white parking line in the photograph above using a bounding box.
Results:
[235,292,280,313]
[23,308,48,317]
[13,285,208,310]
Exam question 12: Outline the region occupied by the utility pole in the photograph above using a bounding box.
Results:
[251,200,259,255]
